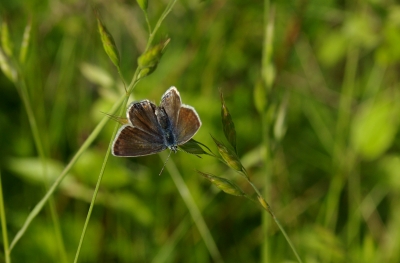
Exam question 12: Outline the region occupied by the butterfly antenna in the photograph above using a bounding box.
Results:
[159,150,172,176]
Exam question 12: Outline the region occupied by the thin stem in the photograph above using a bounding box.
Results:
[261,1,274,262]
[145,0,177,51]
[342,47,359,247]
[243,194,260,205]
[12,65,67,262]
[73,95,129,263]
[246,178,265,204]
[74,0,176,256]
[117,67,128,93]
[9,0,177,255]
[0,171,11,263]
[325,45,359,230]
[9,3,164,246]
[73,58,141,261]
[9,93,126,251]
[161,152,224,263]
[269,211,303,263]
[145,12,152,35]
[245,176,303,263]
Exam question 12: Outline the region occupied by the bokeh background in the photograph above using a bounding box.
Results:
[1,0,400,262]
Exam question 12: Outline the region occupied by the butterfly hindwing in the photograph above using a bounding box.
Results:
[112,125,166,157]
[175,105,201,145]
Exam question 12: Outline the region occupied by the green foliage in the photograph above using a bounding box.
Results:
[1,0,400,262]
[1,22,13,57]
[198,171,244,196]
[96,12,120,68]
[211,135,244,173]
[136,0,148,13]
[350,94,400,160]
[137,38,170,78]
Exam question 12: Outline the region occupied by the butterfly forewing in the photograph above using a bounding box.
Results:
[127,100,163,138]
[112,125,166,157]
[175,105,202,145]
[160,87,182,131]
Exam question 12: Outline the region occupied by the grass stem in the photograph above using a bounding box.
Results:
[161,152,224,263]
[0,171,11,263]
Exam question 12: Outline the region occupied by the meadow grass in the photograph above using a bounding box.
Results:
[1,0,400,262]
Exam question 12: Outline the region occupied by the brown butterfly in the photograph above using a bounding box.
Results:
[112,87,202,157]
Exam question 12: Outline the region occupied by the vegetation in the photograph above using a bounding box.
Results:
[1,0,400,262]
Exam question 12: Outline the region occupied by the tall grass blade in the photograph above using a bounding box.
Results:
[9,94,126,251]
[161,152,224,263]
[0,171,11,263]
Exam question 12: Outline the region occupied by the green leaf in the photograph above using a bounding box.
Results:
[377,154,400,191]
[0,47,17,83]
[73,150,131,189]
[96,11,120,68]
[80,62,113,88]
[178,139,211,156]
[254,80,267,114]
[375,19,400,65]
[136,0,148,12]
[19,19,31,64]
[220,92,237,152]
[137,38,170,78]
[110,192,153,225]
[317,31,348,67]
[1,22,13,57]
[262,7,275,89]
[350,94,399,160]
[273,94,288,141]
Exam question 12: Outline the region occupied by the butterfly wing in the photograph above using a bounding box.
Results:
[112,125,166,156]
[175,105,202,145]
[112,100,166,157]
[127,100,163,139]
[160,86,181,130]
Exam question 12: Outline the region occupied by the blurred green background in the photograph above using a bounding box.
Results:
[1,0,400,262]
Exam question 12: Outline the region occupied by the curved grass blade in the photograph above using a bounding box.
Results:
[0,171,11,263]
[161,152,224,263]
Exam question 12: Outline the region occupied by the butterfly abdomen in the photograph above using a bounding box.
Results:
[155,107,177,150]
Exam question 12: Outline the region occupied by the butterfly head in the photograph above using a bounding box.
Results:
[169,145,178,153]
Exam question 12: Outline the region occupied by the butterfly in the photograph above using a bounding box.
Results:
[112,86,201,157]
